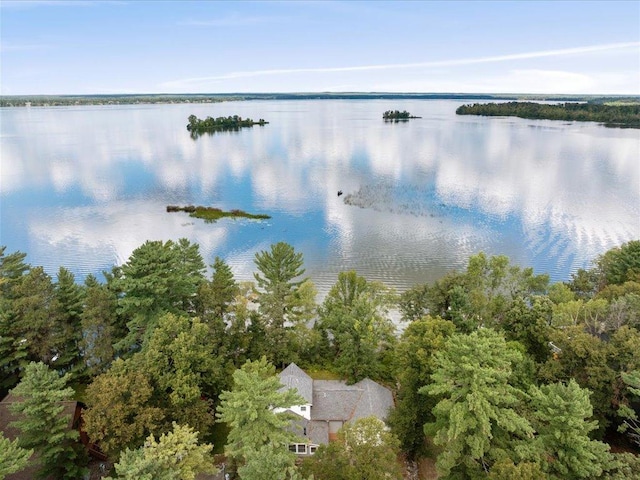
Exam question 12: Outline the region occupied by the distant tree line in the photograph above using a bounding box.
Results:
[456,101,640,128]
[1,239,640,479]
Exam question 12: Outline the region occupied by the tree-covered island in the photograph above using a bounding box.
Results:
[186,114,268,135]
[167,205,271,223]
[456,101,640,128]
[382,110,421,121]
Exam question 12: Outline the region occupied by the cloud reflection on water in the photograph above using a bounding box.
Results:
[1,100,638,294]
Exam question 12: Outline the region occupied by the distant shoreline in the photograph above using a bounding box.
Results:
[2,92,639,107]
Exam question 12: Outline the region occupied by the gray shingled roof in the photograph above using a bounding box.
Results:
[279,363,313,404]
[311,378,393,423]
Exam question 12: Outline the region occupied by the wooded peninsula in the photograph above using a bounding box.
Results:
[456,101,640,128]
[1,239,639,479]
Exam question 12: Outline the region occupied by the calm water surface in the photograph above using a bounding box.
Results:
[1,100,639,296]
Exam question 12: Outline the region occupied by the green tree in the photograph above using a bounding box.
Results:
[253,242,315,366]
[216,357,304,472]
[301,417,403,480]
[105,422,215,480]
[83,359,165,457]
[527,380,611,479]
[422,329,533,478]
[237,444,305,480]
[197,256,239,324]
[501,296,552,363]
[538,326,615,433]
[53,266,84,375]
[138,313,223,434]
[9,362,87,480]
[488,460,548,480]
[317,271,396,383]
[598,240,640,287]
[114,239,206,350]
[80,274,117,376]
[388,315,455,458]
[10,267,61,365]
[0,247,30,392]
[617,370,640,448]
[0,431,32,480]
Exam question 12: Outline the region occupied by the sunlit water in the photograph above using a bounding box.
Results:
[1,100,638,297]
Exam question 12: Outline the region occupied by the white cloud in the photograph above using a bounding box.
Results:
[160,42,640,89]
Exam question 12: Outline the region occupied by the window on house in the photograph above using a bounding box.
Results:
[309,445,318,454]
[300,406,307,411]
[289,444,308,454]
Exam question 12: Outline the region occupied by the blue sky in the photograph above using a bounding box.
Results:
[1,0,639,95]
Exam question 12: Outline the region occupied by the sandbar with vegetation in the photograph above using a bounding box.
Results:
[166,205,271,223]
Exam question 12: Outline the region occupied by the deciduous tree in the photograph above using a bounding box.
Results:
[301,417,403,480]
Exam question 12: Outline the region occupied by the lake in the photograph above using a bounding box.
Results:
[1,100,638,296]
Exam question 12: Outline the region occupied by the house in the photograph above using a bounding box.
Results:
[278,363,394,455]
[0,393,105,480]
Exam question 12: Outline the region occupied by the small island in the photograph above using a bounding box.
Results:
[382,110,421,121]
[186,114,268,135]
[167,205,271,223]
[456,101,640,128]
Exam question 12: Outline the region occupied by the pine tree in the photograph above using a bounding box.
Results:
[253,242,315,366]
[9,362,87,480]
[527,380,611,478]
[216,357,304,472]
[0,431,33,480]
[422,329,533,478]
[105,422,215,480]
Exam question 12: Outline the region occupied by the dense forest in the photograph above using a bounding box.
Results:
[456,101,640,128]
[1,239,640,479]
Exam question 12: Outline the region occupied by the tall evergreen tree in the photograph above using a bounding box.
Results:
[527,380,611,479]
[10,267,62,365]
[0,247,30,393]
[9,362,87,480]
[216,357,304,473]
[53,266,84,375]
[422,329,533,478]
[80,274,117,376]
[114,239,206,350]
[253,242,315,366]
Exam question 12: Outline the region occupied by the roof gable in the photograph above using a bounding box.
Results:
[279,363,313,404]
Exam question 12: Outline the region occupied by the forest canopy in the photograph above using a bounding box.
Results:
[1,239,639,479]
[456,101,640,128]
